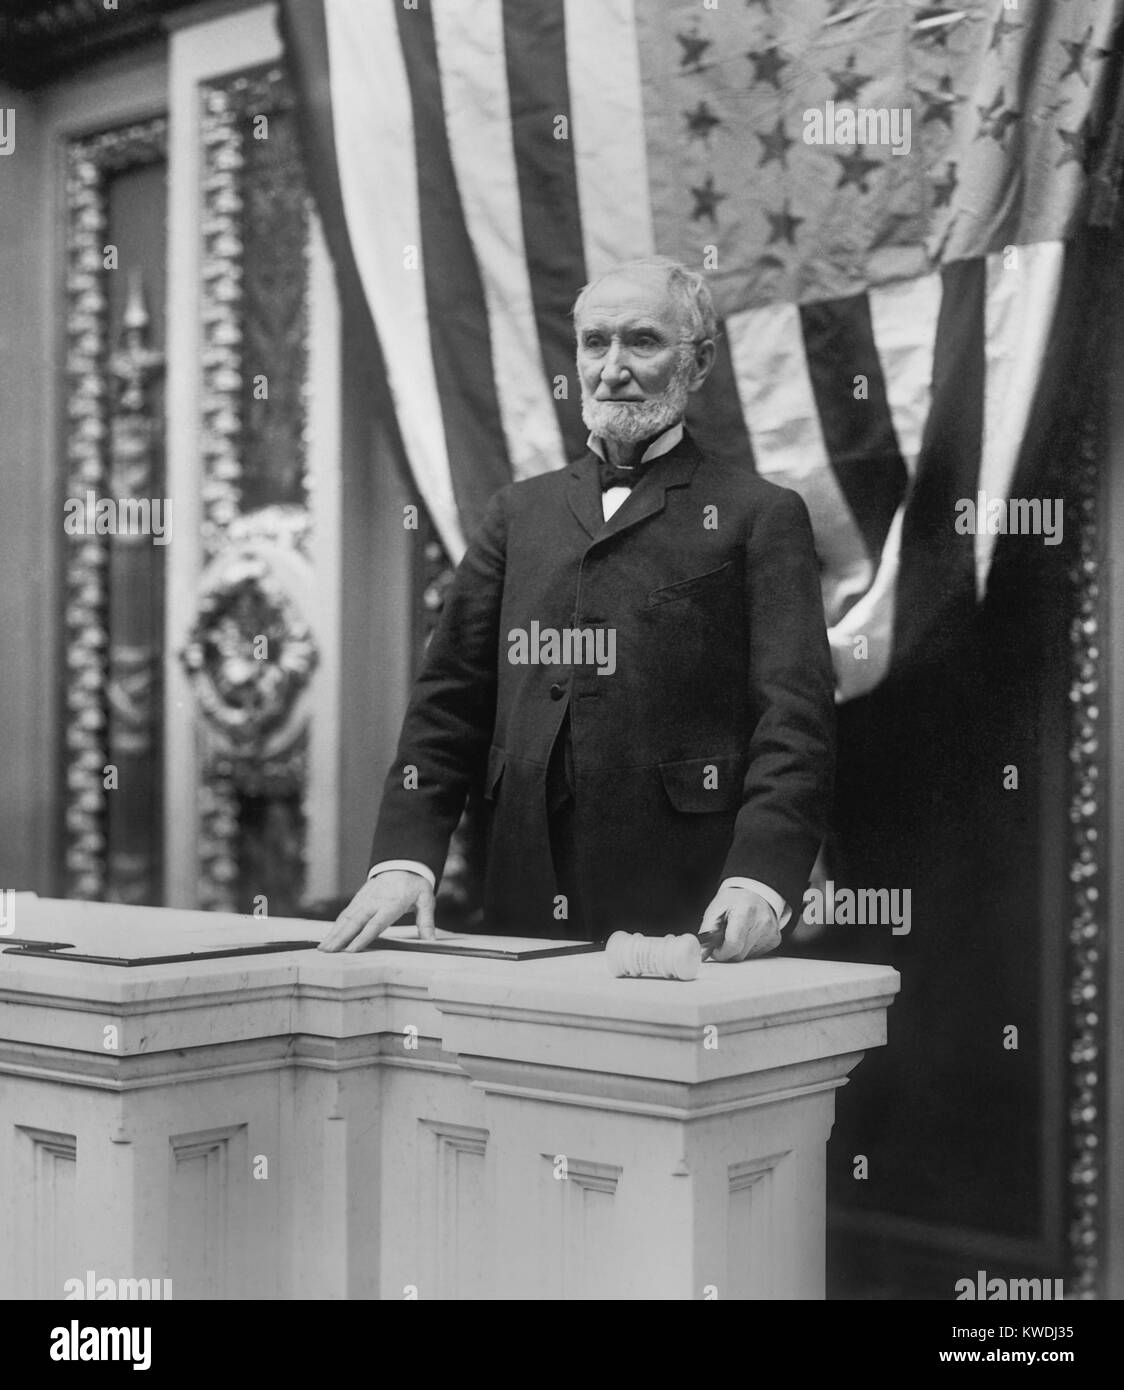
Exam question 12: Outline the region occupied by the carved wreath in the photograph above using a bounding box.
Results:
[181,553,318,748]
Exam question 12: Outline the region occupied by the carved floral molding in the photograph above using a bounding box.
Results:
[64,118,168,902]
[186,65,313,914]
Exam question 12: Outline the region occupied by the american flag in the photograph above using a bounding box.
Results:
[284,0,1121,699]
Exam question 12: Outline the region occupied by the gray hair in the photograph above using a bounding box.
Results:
[571,255,718,344]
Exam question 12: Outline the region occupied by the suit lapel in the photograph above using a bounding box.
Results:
[567,433,704,544]
[607,434,706,544]
[567,433,706,545]
[600,440,700,542]
[566,452,606,540]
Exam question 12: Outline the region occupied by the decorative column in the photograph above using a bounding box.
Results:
[105,274,165,904]
[1065,409,1105,1298]
[178,64,320,916]
[63,118,167,902]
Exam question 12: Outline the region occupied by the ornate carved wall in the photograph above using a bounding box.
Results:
[62,63,327,920]
[64,118,168,904]
[180,64,318,916]
[1066,410,1105,1297]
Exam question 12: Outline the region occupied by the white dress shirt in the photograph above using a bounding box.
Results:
[369,421,791,929]
[590,421,684,520]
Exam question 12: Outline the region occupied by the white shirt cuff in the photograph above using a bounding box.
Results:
[720,877,791,928]
[367,860,436,890]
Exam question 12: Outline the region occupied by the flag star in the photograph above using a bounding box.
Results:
[1056,119,1091,169]
[684,100,723,144]
[756,116,794,167]
[988,11,1022,51]
[931,161,958,207]
[975,88,1020,143]
[917,74,965,127]
[689,174,728,225]
[765,201,804,245]
[677,29,713,73]
[835,146,882,193]
[829,53,873,103]
[747,45,789,89]
[1059,27,1104,86]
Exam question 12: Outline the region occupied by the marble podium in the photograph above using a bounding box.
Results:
[0,898,898,1300]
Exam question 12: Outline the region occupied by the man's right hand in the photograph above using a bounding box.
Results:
[318,870,436,953]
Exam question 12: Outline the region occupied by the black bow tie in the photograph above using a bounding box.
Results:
[598,457,650,491]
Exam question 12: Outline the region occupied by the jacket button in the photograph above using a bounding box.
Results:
[549,683,566,700]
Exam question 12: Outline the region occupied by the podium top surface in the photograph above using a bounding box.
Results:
[0,895,593,964]
[1,895,898,1014]
[0,897,900,1086]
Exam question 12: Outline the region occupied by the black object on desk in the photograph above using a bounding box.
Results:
[2,939,321,967]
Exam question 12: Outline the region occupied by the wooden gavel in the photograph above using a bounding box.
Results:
[604,929,723,981]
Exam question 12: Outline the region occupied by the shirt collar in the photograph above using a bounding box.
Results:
[586,421,684,469]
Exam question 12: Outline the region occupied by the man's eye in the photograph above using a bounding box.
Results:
[632,334,660,350]
[582,335,607,351]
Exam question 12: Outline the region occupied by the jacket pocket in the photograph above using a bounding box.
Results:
[648,560,734,607]
[484,745,507,801]
[659,754,746,812]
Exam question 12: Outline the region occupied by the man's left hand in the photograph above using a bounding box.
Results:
[698,886,781,962]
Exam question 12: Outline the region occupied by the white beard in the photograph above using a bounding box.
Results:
[580,354,693,446]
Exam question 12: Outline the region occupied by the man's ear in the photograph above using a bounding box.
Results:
[687,337,717,393]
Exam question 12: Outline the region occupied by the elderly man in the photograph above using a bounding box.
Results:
[321,256,835,962]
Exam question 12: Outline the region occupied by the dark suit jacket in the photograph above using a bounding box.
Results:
[370,430,836,938]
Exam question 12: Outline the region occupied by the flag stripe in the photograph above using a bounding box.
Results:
[828,271,943,699]
[978,240,1065,596]
[431,0,567,483]
[801,293,908,561]
[829,507,906,700]
[727,300,873,626]
[563,0,655,276]
[891,257,985,676]
[685,324,757,471]
[868,272,942,473]
[396,2,513,537]
[502,0,588,459]
[323,0,463,558]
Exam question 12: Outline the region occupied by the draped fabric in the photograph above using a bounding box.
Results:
[282,0,1123,700]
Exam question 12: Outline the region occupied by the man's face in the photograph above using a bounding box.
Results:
[576,269,712,445]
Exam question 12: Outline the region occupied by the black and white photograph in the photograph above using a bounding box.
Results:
[0,0,1122,1346]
